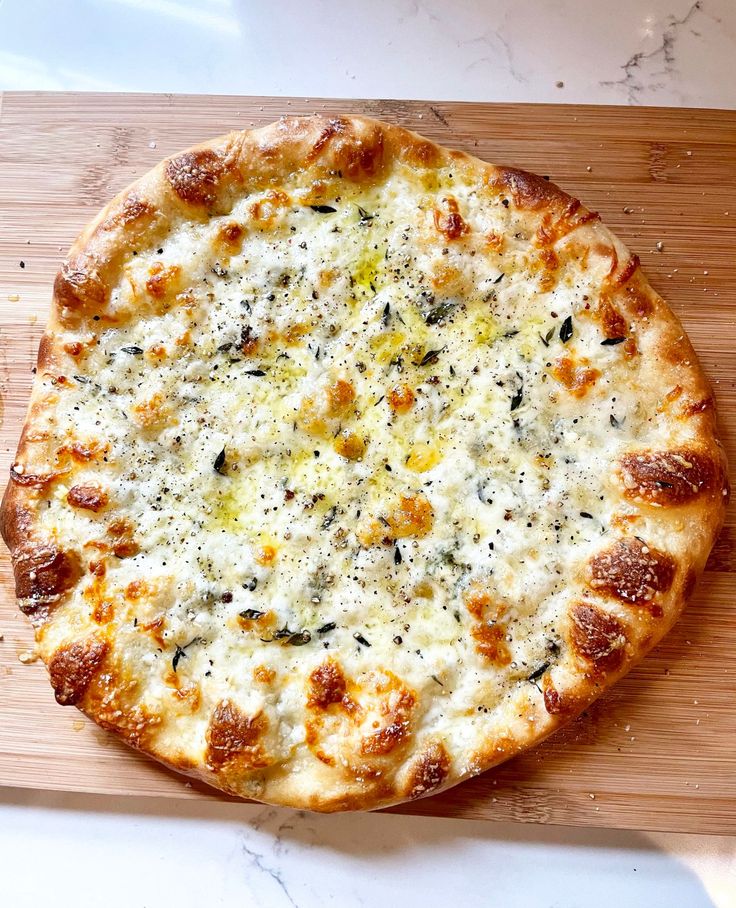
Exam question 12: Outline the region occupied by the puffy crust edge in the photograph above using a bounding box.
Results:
[0,114,728,812]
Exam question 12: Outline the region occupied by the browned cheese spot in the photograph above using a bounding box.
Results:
[595,294,628,338]
[550,356,601,397]
[48,637,109,705]
[433,197,468,240]
[470,621,512,666]
[145,261,182,300]
[253,665,276,684]
[205,700,268,771]
[618,449,721,506]
[542,677,579,716]
[250,189,291,224]
[106,518,140,558]
[387,383,415,414]
[360,687,416,756]
[67,485,109,512]
[308,659,347,710]
[165,149,226,206]
[387,494,434,539]
[569,603,627,675]
[333,430,365,460]
[406,742,451,799]
[217,221,244,251]
[683,397,714,417]
[325,377,355,416]
[587,537,675,611]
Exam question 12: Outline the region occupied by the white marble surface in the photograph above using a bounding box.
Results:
[0,0,734,107]
[3,789,736,908]
[1,1,736,906]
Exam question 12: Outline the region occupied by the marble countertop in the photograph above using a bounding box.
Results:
[0,1,735,906]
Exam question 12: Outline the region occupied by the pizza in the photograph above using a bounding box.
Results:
[1,115,727,811]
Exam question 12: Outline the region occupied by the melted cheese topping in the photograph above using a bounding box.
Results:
[36,160,665,780]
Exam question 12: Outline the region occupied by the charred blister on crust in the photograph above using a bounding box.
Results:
[205,700,268,771]
[618,449,722,506]
[36,333,57,373]
[306,117,346,163]
[0,492,33,551]
[536,207,600,249]
[587,537,675,608]
[84,665,163,749]
[9,465,60,489]
[404,741,451,799]
[492,167,573,213]
[331,124,385,181]
[620,283,654,319]
[101,194,156,231]
[610,254,640,288]
[12,543,83,617]
[165,148,227,206]
[569,604,627,675]
[400,136,440,168]
[48,637,109,705]
[54,254,107,315]
[683,568,698,601]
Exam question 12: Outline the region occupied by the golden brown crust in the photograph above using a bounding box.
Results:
[0,114,727,813]
[403,742,451,799]
[587,537,676,609]
[48,636,109,705]
[11,542,83,624]
[568,603,627,676]
[617,448,725,507]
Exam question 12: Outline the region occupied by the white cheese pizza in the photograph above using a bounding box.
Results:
[1,116,727,810]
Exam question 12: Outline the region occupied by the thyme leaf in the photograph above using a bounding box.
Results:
[213,448,227,474]
[559,315,573,343]
[424,301,457,325]
[527,662,550,683]
[418,346,446,366]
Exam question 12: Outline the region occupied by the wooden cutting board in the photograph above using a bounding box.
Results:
[0,92,734,834]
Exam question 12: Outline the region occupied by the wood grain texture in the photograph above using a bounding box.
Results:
[0,92,734,833]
